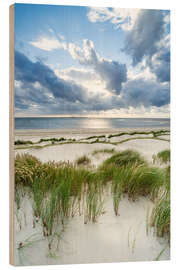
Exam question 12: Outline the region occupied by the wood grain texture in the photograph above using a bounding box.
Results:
[9,4,15,265]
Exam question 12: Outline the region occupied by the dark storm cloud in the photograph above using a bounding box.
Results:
[123,10,167,66]
[120,79,170,108]
[15,50,86,103]
[15,80,55,111]
[69,40,127,95]
[95,59,127,95]
[150,49,170,82]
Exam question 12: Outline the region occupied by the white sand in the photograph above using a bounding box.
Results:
[14,194,169,266]
[14,128,170,265]
[15,128,170,165]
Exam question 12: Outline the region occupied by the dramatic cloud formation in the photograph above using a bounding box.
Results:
[15,51,86,103]
[68,39,127,95]
[120,79,170,108]
[14,50,170,115]
[88,8,170,84]
[123,10,167,65]
[14,6,170,117]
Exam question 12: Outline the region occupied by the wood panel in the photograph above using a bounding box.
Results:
[9,4,15,265]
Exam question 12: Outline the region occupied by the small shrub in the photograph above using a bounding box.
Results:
[15,140,33,145]
[76,155,91,166]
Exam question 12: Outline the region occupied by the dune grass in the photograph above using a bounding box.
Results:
[85,183,104,223]
[107,129,169,139]
[102,150,146,168]
[91,148,116,156]
[153,150,170,165]
[15,140,33,145]
[100,163,165,202]
[14,137,66,145]
[14,129,170,148]
[15,133,170,150]
[39,137,66,143]
[15,150,170,243]
[82,135,106,140]
[150,163,170,240]
[150,194,170,240]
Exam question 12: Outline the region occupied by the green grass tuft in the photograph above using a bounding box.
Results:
[103,150,146,168]
[153,150,170,165]
[92,148,116,156]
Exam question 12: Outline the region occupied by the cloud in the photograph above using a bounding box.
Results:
[68,39,127,95]
[120,79,170,108]
[123,10,169,66]
[57,67,99,82]
[87,7,140,31]
[150,46,170,82]
[15,50,86,103]
[14,51,170,116]
[87,8,170,83]
[30,36,67,51]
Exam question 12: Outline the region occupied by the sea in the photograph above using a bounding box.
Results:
[15,117,170,130]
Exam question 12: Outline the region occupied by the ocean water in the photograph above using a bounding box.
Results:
[15,117,170,130]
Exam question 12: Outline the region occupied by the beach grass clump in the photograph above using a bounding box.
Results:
[150,164,170,240]
[75,155,91,166]
[150,195,170,240]
[112,171,123,215]
[103,150,146,168]
[31,177,45,219]
[92,148,116,156]
[153,150,170,165]
[15,154,42,186]
[107,130,169,139]
[123,165,165,201]
[15,140,33,145]
[84,135,106,140]
[38,137,65,143]
[85,183,104,223]
[99,154,166,201]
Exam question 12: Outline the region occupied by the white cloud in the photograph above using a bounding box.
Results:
[67,39,127,95]
[54,66,108,97]
[127,62,156,81]
[87,7,140,31]
[30,36,67,51]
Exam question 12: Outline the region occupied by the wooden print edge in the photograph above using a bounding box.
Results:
[9,4,15,265]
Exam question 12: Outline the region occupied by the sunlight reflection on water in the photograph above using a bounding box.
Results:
[80,118,112,129]
[15,117,170,130]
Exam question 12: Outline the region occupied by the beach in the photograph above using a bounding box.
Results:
[15,127,170,165]
[14,127,170,265]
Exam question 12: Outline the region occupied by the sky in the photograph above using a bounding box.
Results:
[14,4,170,117]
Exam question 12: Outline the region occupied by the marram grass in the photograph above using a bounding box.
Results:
[150,194,170,240]
[103,150,147,168]
[153,149,170,165]
[15,151,170,242]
